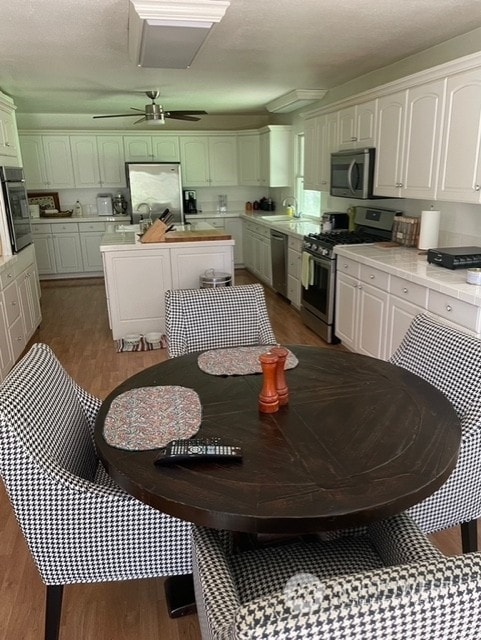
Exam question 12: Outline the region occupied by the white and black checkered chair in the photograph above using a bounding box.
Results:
[165,283,276,358]
[193,512,481,639]
[0,343,192,640]
[389,313,481,553]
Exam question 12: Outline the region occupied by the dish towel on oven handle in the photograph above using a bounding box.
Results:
[301,251,314,288]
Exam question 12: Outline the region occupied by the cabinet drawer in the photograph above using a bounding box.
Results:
[78,222,106,232]
[0,265,16,289]
[52,222,79,233]
[360,264,389,289]
[337,257,360,279]
[389,275,427,307]
[3,282,20,326]
[288,235,303,252]
[204,218,225,229]
[427,290,480,332]
[288,248,301,278]
[31,223,51,234]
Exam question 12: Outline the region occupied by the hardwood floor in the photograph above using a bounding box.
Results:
[0,270,473,639]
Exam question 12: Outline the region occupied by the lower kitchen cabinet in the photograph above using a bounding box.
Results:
[242,220,272,286]
[224,218,244,266]
[53,232,83,273]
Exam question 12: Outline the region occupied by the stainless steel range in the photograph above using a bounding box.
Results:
[300,206,402,343]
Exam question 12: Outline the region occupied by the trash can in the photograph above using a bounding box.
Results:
[200,268,232,288]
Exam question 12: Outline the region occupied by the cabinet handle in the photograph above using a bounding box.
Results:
[17,336,22,341]
[402,287,408,294]
[475,184,481,191]
[445,304,452,312]
[350,137,357,142]
[369,274,375,279]
[343,264,349,269]
[5,142,10,147]
[358,284,362,289]
[7,273,12,279]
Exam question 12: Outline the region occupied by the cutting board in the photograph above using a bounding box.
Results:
[163,230,232,242]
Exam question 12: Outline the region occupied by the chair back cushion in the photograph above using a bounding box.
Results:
[0,343,100,486]
[389,313,481,421]
[165,283,276,357]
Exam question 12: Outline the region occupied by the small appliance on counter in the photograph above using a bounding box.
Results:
[183,190,197,214]
[321,212,350,232]
[427,247,481,269]
[97,194,113,216]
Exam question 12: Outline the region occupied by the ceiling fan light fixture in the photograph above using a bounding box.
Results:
[128,0,231,69]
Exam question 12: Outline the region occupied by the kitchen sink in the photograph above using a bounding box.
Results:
[115,224,140,233]
[260,215,293,221]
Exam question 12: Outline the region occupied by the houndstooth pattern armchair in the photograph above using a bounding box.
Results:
[389,313,481,553]
[193,513,481,640]
[0,343,192,640]
[165,283,276,358]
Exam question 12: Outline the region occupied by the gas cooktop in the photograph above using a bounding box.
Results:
[303,229,387,258]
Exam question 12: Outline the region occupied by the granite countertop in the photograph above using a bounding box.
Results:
[240,212,322,239]
[31,215,131,224]
[335,243,481,305]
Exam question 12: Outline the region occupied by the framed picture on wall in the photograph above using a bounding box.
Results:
[27,191,60,211]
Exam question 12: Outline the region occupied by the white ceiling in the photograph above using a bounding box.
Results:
[2,0,481,130]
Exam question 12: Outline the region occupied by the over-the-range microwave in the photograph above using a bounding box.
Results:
[330,147,376,199]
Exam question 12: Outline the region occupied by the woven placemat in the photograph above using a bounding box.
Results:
[103,386,201,450]
[197,345,299,376]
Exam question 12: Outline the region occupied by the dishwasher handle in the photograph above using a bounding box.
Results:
[271,231,287,241]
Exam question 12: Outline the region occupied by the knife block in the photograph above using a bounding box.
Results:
[140,219,168,243]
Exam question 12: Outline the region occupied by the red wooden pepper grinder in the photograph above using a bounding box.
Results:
[258,352,279,413]
[270,345,289,405]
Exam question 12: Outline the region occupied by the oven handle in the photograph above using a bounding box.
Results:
[302,249,333,266]
[347,160,356,195]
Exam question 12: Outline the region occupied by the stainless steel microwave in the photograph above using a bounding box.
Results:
[330,147,376,199]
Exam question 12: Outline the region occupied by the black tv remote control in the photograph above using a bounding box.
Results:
[154,438,243,465]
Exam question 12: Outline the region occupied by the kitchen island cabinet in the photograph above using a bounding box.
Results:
[101,231,234,340]
[334,244,481,360]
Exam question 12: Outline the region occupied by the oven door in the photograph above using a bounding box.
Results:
[300,250,337,344]
[1,176,32,253]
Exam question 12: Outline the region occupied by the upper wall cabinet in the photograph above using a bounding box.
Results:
[259,125,292,188]
[437,68,481,203]
[0,104,20,162]
[123,135,180,162]
[20,135,75,190]
[337,100,377,151]
[96,136,126,187]
[237,132,261,186]
[303,113,337,192]
[180,135,238,186]
[70,135,126,188]
[374,79,445,199]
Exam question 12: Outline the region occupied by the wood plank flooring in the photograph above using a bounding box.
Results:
[0,270,474,639]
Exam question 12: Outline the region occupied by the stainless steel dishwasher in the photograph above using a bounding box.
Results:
[270,229,288,297]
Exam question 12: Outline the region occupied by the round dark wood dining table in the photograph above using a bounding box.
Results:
[95,345,461,535]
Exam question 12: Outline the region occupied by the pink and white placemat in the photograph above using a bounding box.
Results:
[103,386,201,450]
[197,345,298,376]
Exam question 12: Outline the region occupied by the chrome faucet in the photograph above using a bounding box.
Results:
[282,196,300,218]
[136,202,151,215]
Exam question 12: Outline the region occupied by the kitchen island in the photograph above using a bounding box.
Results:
[100,222,234,340]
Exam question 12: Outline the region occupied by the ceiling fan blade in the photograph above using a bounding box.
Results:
[168,110,208,116]
[165,114,202,121]
[93,113,140,119]
[130,107,146,112]
[133,116,147,124]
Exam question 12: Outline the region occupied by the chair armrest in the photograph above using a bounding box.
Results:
[72,379,102,436]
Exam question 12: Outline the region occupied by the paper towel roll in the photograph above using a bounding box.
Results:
[418,210,440,250]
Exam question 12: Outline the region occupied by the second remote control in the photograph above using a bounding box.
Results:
[154,438,243,465]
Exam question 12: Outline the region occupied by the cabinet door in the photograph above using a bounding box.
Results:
[260,127,292,188]
[124,136,152,161]
[0,106,19,158]
[180,137,210,186]
[303,117,321,190]
[70,135,101,187]
[17,268,39,342]
[97,136,126,187]
[334,272,358,350]
[356,100,377,148]
[42,136,75,188]
[80,232,104,271]
[33,235,57,274]
[437,68,481,203]
[53,234,83,273]
[152,136,180,161]
[225,218,244,265]
[356,281,389,359]
[19,135,48,189]
[237,134,261,186]
[242,224,254,270]
[386,296,424,360]
[208,136,238,185]
[0,298,14,380]
[170,245,233,289]
[318,112,338,190]
[374,91,406,197]
[401,79,445,199]
[338,107,357,150]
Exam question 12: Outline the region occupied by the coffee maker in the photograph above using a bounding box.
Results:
[183,190,197,214]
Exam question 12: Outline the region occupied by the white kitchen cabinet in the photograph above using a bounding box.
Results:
[374,80,445,199]
[180,135,237,186]
[170,245,234,289]
[53,233,83,273]
[152,136,180,161]
[0,297,14,379]
[303,116,321,191]
[385,274,428,358]
[259,125,292,188]
[78,221,107,272]
[287,235,302,308]
[225,217,244,266]
[337,100,377,150]
[0,104,19,160]
[70,135,101,187]
[319,113,338,191]
[335,259,389,359]
[123,135,180,162]
[243,219,272,286]
[17,263,42,344]
[237,132,261,186]
[437,67,481,203]
[20,135,75,189]
[97,136,126,187]
[123,136,152,161]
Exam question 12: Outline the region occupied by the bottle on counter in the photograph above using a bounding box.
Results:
[73,200,83,217]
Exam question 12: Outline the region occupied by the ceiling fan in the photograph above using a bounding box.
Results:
[93,90,207,124]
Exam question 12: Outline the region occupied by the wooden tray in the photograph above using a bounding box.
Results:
[163,230,232,242]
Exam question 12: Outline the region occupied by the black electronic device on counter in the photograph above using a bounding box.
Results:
[427,246,481,269]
